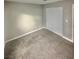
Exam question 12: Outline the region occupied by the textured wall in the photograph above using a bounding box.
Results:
[43,0,74,39]
[4,2,43,41]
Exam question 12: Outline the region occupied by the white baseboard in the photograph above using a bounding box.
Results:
[44,27,73,43]
[5,27,73,44]
[5,27,45,44]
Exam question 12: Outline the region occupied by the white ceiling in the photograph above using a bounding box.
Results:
[5,0,63,4]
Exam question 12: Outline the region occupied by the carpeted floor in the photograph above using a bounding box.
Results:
[5,28,74,59]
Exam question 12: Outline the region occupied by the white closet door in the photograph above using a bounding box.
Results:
[46,7,63,35]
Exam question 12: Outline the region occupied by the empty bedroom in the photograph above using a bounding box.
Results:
[4,0,74,59]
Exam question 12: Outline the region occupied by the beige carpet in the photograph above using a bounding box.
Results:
[5,28,74,59]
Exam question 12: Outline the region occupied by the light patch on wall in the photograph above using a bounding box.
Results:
[17,14,35,32]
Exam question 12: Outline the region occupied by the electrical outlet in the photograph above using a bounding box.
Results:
[65,19,68,23]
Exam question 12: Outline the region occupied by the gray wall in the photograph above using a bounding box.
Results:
[5,2,43,41]
[43,0,74,39]
[5,0,74,42]
[46,7,63,35]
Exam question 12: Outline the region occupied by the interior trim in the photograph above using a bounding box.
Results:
[5,27,45,44]
[5,27,73,44]
[44,27,73,43]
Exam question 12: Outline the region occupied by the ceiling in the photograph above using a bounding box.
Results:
[5,0,63,4]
